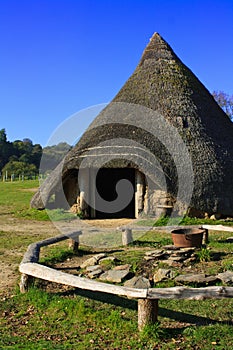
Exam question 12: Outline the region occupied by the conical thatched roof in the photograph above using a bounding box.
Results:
[31,33,233,217]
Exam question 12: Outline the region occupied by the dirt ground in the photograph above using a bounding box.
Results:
[0,213,133,296]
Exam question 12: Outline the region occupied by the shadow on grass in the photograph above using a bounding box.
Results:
[218,239,233,244]
[57,288,233,327]
[210,251,228,261]
[41,248,124,266]
[159,308,233,326]
[77,248,124,257]
[129,240,170,248]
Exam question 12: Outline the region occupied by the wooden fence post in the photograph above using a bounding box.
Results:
[68,238,79,253]
[68,232,81,253]
[122,228,133,245]
[138,299,159,331]
[19,273,33,293]
[203,229,209,245]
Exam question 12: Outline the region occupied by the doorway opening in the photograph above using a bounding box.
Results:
[95,168,135,219]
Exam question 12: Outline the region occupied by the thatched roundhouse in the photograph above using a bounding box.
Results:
[31,33,233,219]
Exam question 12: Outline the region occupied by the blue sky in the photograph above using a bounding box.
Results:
[0,0,232,146]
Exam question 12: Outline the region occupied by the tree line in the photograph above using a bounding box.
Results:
[0,128,71,179]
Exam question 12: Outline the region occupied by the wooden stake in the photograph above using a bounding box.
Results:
[122,228,133,245]
[68,238,79,253]
[203,228,209,245]
[19,273,33,293]
[138,299,158,331]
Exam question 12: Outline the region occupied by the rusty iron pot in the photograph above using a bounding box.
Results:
[171,228,204,248]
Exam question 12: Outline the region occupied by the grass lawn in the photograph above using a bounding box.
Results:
[0,180,233,349]
[0,180,76,221]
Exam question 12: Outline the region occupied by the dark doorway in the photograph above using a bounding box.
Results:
[95,168,135,219]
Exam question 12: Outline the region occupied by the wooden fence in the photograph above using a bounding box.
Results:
[19,226,233,331]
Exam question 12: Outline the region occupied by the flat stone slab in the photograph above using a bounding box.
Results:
[99,256,117,263]
[124,276,151,289]
[88,268,103,279]
[159,259,177,267]
[153,268,176,283]
[86,265,102,272]
[99,268,131,283]
[162,245,180,251]
[170,250,195,257]
[180,247,196,253]
[168,256,186,262]
[145,249,164,256]
[144,256,156,261]
[113,264,131,271]
[175,273,219,285]
[80,254,107,268]
[144,250,166,259]
[216,271,233,284]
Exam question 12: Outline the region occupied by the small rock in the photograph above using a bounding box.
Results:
[80,257,96,269]
[144,256,155,261]
[175,273,219,285]
[180,247,196,253]
[159,259,177,267]
[124,276,151,289]
[99,256,117,263]
[153,268,176,283]
[86,265,101,272]
[99,268,131,283]
[88,269,103,279]
[216,271,233,284]
[145,249,164,256]
[183,257,197,265]
[210,213,221,220]
[95,253,107,260]
[175,273,205,283]
[80,253,106,268]
[168,256,186,262]
[162,245,180,251]
[114,264,131,271]
[205,276,220,284]
[144,250,166,260]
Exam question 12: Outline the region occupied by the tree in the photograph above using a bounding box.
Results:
[2,161,37,177]
[31,144,42,169]
[0,128,7,142]
[0,130,43,172]
[0,129,14,170]
[213,91,233,120]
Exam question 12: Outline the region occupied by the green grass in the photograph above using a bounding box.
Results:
[1,180,233,349]
[136,215,233,227]
[0,180,76,221]
[1,287,233,349]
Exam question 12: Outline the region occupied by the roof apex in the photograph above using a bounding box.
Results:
[140,32,177,65]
